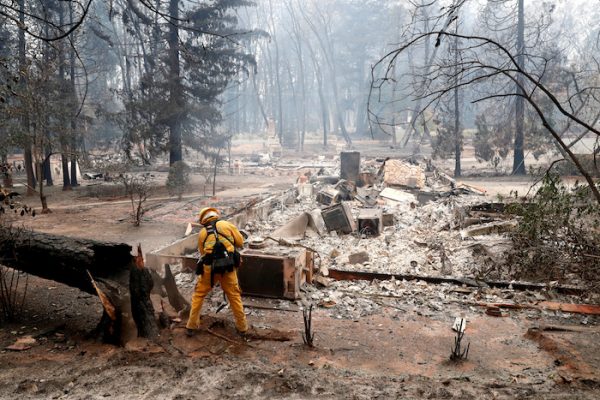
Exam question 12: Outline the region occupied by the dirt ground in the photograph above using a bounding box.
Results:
[1,153,599,399]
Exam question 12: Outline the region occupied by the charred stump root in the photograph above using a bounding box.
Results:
[88,246,159,344]
[88,274,123,345]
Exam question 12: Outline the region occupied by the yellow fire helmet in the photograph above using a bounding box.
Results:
[199,207,220,225]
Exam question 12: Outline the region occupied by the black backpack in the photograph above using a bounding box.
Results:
[197,220,239,285]
[208,222,235,272]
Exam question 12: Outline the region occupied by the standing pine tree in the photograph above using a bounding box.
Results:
[119,0,256,166]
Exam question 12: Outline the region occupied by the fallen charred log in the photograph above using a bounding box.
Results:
[0,227,162,344]
[0,226,131,294]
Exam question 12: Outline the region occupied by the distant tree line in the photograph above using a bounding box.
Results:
[369,0,600,196]
[2,0,599,201]
[0,0,254,207]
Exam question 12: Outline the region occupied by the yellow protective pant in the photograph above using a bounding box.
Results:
[186,265,248,333]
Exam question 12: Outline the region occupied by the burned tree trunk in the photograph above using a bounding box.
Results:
[0,227,164,344]
[129,246,159,339]
[89,276,124,345]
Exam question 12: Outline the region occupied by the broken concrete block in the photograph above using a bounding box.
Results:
[340,151,360,183]
[357,208,383,236]
[184,223,194,236]
[379,187,417,203]
[321,202,356,234]
[460,220,518,239]
[348,251,370,265]
[314,275,333,288]
[271,213,311,241]
[355,187,379,207]
[383,160,426,188]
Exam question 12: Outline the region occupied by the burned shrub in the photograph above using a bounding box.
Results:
[118,173,152,227]
[506,173,600,290]
[0,224,29,322]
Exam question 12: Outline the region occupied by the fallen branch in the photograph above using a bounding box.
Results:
[245,304,299,313]
[207,328,254,348]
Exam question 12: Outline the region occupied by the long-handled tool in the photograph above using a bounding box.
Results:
[215,290,228,313]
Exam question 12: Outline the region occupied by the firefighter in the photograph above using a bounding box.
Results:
[186,207,248,336]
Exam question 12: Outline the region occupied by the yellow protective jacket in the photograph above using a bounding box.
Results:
[198,220,244,257]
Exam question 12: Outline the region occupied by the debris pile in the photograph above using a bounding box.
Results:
[243,153,516,283]
[150,152,600,325]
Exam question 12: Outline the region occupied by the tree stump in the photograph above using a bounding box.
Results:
[129,245,159,339]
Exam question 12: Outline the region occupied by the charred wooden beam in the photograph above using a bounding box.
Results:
[327,269,584,295]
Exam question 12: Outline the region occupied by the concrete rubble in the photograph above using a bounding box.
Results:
[383,159,426,189]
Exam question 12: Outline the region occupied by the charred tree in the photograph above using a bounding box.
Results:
[512,0,526,175]
[167,0,183,165]
[453,32,462,178]
[69,2,79,188]
[17,0,36,196]
[129,246,159,339]
[268,0,284,144]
